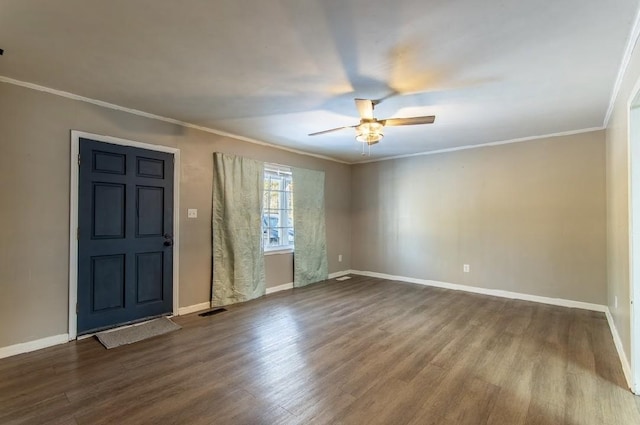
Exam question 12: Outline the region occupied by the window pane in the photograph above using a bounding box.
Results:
[263,166,293,250]
[269,192,280,209]
[287,210,294,227]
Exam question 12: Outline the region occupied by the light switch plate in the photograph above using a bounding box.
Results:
[187,208,198,218]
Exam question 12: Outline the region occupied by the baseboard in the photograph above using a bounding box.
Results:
[265,271,352,295]
[178,302,211,316]
[350,270,608,312]
[1,302,211,357]
[605,309,633,391]
[266,282,294,294]
[328,270,352,279]
[0,334,69,360]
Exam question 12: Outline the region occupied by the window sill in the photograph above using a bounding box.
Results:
[264,248,294,256]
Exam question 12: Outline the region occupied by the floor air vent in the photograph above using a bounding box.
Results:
[199,308,227,317]
[336,276,352,281]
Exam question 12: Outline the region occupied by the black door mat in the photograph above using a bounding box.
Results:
[199,308,227,317]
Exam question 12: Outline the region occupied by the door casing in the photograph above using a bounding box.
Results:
[69,130,180,340]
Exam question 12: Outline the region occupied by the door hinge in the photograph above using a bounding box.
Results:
[77,227,79,240]
[76,303,79,314]
[77,154,81,166]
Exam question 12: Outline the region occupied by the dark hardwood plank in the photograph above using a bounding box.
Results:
[0,275,638,425]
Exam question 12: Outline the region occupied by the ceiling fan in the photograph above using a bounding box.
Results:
[308,98,435,146]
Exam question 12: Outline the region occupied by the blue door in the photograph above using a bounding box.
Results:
[77,138,174,334]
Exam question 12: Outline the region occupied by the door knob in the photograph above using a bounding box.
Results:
[163,233,174,247]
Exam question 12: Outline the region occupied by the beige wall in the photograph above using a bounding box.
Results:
[0,82,351,348]
[264,253,295,288]
[606,41,640,364]
[351,131,607,304]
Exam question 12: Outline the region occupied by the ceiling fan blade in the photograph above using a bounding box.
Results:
[355,98,374,119]
[308,126,352,136]
[383,116,436,126]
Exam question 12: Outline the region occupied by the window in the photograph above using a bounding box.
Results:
[263,164,294,252]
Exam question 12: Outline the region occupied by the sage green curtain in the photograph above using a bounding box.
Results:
[212,153,265,305]
[292,167,328,287]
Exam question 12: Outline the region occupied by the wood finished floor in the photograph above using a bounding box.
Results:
[1,275,639,425]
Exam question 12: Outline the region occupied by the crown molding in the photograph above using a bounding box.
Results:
[0,76,348,165]
[603,4,640,127]
[352,127,604,165]
[0,75,611,166]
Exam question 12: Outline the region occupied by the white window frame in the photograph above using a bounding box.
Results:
[263,164,294,254]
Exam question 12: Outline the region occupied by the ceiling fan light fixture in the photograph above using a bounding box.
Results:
[355,121,384,144]
[308,98,435,150]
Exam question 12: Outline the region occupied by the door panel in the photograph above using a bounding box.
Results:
[137,157,164,178]
[136,252,164,303]
[78,138,174,334]
[93,183,126,238]
[91,254,125,311]
[137,186,164,236]
[93,151,126,174]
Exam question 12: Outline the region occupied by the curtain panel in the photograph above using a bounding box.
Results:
[212,153,266,305]
[292,167,328,287]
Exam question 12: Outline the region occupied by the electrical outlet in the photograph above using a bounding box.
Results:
[463,264,470,273]
[338,254,343,262]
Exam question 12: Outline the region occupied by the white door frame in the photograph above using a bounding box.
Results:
[68,130,181,340]
[628,82,640,394]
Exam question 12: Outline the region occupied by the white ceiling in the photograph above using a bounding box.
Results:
[1,0,638,163]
